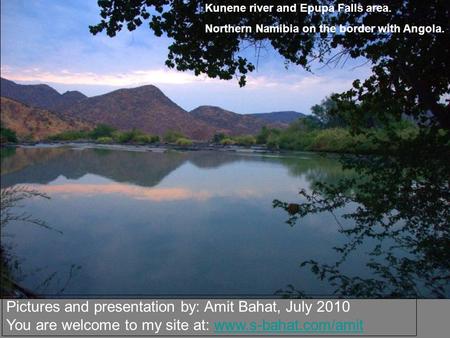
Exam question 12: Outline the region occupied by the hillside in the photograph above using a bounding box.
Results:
[1,77,87,111]
[189,106,280,136]
[1,78,300,141]
[1,97,90,140]
[63,85,216,140]
[249,111,305,124]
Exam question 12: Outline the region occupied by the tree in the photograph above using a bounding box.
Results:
[90,124,117,139]
[90,0,450,298]
[0,126,18,143]
[311,95,347,128]
[211,132,226,144]
[274,130,450,297]
[90,0,449,129]
[256,126,270,144]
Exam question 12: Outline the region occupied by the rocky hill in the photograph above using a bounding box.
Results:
[1,97,90,140]
[248,111,305,124]
[63,85,216,140]
[1,77,87,112]
[2,78,300,141]
[189,106,280,136]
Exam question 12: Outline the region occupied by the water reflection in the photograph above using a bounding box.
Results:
[1,146,350,297]
[1,185,81,297]
[275,132,450,298]
[3,145,444,297]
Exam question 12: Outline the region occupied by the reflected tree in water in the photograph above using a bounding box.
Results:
[274,130,450,298]
[1,185,51,297]
[1,186,53,232]
[1,185,80,297]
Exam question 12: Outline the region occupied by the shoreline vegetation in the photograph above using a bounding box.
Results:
[1,119,422,155]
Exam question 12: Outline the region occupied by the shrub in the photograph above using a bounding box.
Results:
[276,130,318,150]
[96,136,113,144]
[48,130,89,141]
[90,124,116,139]
[113,129,140,143]
[163,130,185,143]
[309,128,351,152]
[133,134,153,143]
[234,135,256,146]
[256,126,270,144]
[0,126,18,143]
[175,138,193,146]
[111,130,160,144]
[151,135,160,143]
[212,133,227,143]
[266,134,280,149]
[257,126,282,145]
[220,138,235,145]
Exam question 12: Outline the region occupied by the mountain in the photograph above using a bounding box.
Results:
[249,111,305,124]
[63,85,215,140]
[1,77,298,140]
[1,97,90,140]
[57,90,87,109]
[189,106,281,136]
[0,77,87,111]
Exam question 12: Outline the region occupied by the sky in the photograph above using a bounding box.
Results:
[1,0,372,115]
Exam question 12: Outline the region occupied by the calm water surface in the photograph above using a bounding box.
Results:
[0,145,396,296]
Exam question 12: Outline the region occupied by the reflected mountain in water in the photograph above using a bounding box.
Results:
[1,146,345,189]
[2,145,354,297]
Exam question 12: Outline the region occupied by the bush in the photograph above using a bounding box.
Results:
[133,134,159,144]
[48,130,90,141]
[220,138,235,146]
[309,128,351,152]
[212,133,227,143]
[175,138,193,146]
[111,130,159,144]
[234,135,256,146]
[151,135,160,143]
[256,126,282,145]
[0,126,18,143]
[256,126,270,144]
[266,134,280,149]
[96,136,113,144]
[163,130,185,143]
[277,130,318,150]
[133,134,153,143]
[90,124,116,139]
[115,129,140,143]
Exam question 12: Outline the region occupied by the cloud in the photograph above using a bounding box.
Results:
[1,65,355,91]
[1,65,367,113]
[0,66,212,86]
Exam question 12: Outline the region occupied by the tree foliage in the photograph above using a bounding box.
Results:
[90,124,117,139]
[0,126,18,143]
[90,0,449,129]
[274,130,450,297]
[311,95,347,128]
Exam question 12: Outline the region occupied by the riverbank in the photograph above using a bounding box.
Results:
[1,141,284,155]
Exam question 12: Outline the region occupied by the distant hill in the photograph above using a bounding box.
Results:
[1,97,90,140]
[1,77,87,111]
[63,85,215,140]
[249,111,305,124]
[1,78,300,141]
[190,106,282,136]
